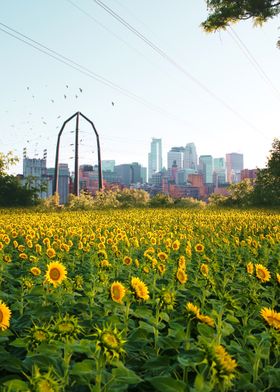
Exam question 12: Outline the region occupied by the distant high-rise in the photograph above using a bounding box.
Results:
[148,138,162,181]
[102,160,115,172]
[167,147,184,170]
[226,153,244,183]
[199,155,213,184]
[213,157,226,186]
[184,143,198,170]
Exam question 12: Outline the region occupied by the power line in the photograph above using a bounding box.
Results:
[228,26,280,101]
[91,0,268,138]
[0,21,195,129]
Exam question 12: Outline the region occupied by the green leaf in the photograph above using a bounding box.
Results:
[138,320,154,334]
[221,321,235,337]
[147,376,186,392]
[9,338,27,348]
[2,379,29,391]
[111,365,142,385]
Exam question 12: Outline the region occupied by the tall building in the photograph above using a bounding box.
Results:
[141,166,147,183]
[184,143,198,170]
[167,147,185,170]
[213,157,226,186]
[47,164,70,204]
[226,153,244,183]
[22,156,52,199]
[148,138,162,182]
[199,155,213,184]
[102,160,115,172]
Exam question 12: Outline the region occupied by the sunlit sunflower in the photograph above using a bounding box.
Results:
[111,281,126,304]
[45,261,67,287]
[157,251,168,261]
[200,263,209,277]
[195,243,204,253]
[176,268,188,284]
[213,344,237,375]
[178,255,186,268]
[255,264,271,283]
[186,302,200,317]
[276,273,280,285]
[123,256,132,266]
[157,263,166,275]
[197,313,215,328]
[30,267,41,276]
[260,307,280,330]
[0,300,11,331]
[131,277,149,300]
[46,247,56,259]
[100,259,111,268]
[246,262,254,275]
[172,239,180,251]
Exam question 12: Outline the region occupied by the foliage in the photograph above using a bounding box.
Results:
[0,151,19,177]
[202,0,280,47]
[115,188,150,207]
[174,196,206,209]
[39,193,60,210]
[149,193,174,207]
[93,189,121,209]
[252,138,280,206]
[207,192,229,207]
[68,191,96,210]
[0,208,280,390]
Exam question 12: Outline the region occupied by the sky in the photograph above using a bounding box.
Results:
[1,0,279,175]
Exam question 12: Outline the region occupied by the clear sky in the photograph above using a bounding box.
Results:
[1,0,279,175]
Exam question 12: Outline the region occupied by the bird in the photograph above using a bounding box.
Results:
[112,101,115,106]
[43,121,47,125]
[57,115,61,119]
[51,99,54,103]
[66,85,69,88]
[75,94,78,99]
[27,87,30,90]
[79,88,83,93]
[64,95,67,99]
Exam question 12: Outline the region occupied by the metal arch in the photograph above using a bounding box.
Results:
[53,111,103,197]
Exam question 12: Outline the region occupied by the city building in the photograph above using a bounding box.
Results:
[22,155,52,199]
[148,138,162,181]
[167,146,185,170]
[47,164,70,204]
[102,160,115,172]
[199,155,213,184]
[226,153,244,183]
[141,166,147,183]
[241,169,257,180]
[213,157,226,187]
[184,143,198,170]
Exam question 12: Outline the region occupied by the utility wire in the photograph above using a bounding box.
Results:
[228,26,280,100]
[92,0,267,137]
[0,21,195,129]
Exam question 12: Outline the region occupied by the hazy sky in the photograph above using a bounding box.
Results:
[1,0,279,174]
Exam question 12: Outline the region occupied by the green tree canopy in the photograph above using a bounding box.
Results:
[202,0,280,46]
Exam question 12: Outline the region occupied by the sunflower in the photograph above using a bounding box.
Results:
[131,277,149,300]
[194,243,204,253]
[178,255,186,268]
[123,256,132,266]
[246,262,254,275]
[172,240,180,251]
[276,273,280,285]
[111,282,126,304]
[213,344,237,375]
[255,264,271,283]
[197,313,215,328]
[0,300,12,331]
[157,251,168,261]
[160,289,176,310]
[46,247,56,259]
[54,314,84,342]
[30,267,41,276]
[200,263,209,277]
[157,263,166,275]
[95,325,126,362]
[45,261,67,287]
[186,302,200,317]
[260,307,280,330]
[176,268,188,284]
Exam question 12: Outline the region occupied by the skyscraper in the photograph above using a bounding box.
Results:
[148,138,162,182]
[184,143,198,170]
[199,155,213,184]
[167,147,185,170]
[213,157,226,186]
[226,153,244,183]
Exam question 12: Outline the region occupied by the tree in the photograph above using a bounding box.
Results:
[252,138,280,205]
[202,0,280,47]
[0,151,38,207]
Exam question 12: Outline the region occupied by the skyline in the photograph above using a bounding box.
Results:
[1,1,279,175]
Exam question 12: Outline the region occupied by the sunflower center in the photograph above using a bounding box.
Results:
[102,332,119,349]
[50,268,60,281]
[112,287,121,300]
[258,270,266,278]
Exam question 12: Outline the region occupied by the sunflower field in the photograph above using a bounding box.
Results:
[0,208,279,391]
